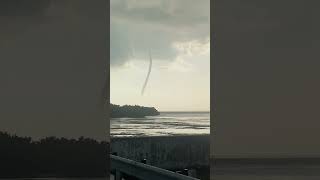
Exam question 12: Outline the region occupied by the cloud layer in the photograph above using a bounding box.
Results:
[111,0,210,66]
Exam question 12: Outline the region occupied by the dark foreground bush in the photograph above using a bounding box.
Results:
[0,131,109,178]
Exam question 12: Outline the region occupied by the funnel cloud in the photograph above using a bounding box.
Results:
[111,0,210,111]
[141,51,153,95]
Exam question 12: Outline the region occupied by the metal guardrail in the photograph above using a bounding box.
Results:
[110,155,200,180]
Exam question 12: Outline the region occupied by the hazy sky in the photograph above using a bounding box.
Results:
[110,0,210,111]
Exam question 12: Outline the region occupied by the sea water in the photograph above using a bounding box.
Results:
[111,112,210,137]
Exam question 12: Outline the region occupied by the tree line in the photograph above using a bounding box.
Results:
[0,131,109,178]
[111,103,160,118]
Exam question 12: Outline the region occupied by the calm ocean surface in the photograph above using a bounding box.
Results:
[111,112,210,137]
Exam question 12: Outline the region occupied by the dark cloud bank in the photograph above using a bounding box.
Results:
[0,0,108,140]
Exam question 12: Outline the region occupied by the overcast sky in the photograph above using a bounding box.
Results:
[110,0,210,111]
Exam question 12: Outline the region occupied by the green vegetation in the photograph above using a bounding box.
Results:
[111,104,160,118]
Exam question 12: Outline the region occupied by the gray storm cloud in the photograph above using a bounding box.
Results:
[110,0,210,66]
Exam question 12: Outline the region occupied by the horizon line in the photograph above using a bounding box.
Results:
[159,110,210,113]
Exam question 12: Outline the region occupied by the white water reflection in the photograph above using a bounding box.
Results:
[111,112,210,137]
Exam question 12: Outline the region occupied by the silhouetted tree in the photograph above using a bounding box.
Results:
[0,131,109,178]
[110,103,160,118]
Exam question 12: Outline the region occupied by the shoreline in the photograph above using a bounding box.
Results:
[110,111,210,119]
[110,134,210,139]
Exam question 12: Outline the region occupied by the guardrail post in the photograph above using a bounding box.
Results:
[183,169,189,176]
[141,158,147,164]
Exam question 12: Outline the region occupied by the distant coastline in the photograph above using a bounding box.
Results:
[159,111,210,113]
[110,104,160,118]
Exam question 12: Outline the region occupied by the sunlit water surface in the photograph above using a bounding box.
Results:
[111,112,210,137]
